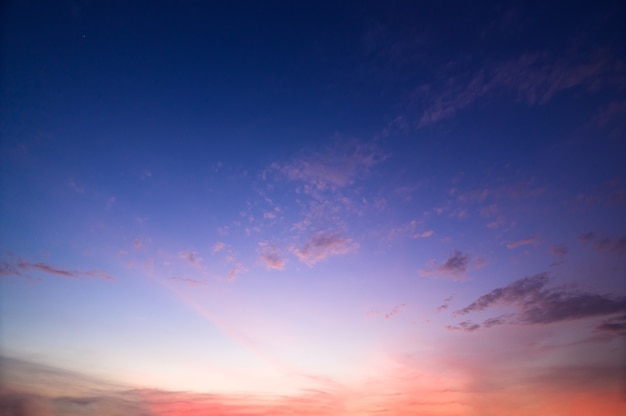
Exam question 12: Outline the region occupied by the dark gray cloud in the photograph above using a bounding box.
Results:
[450,274,626,332]
[0,255,115,281]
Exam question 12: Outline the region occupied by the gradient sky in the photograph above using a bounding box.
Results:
[1,1,625,415]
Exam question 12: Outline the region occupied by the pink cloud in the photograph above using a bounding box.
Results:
[212,242,225,253]
[506,236,539,249]
[258,242,287,271]
[293,231,358,266]
[179,250,201,266]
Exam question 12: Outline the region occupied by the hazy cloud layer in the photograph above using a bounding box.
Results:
[449,274,626,332]
[0,356,344,416]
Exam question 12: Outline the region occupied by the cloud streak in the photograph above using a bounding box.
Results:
[506,236,539,249]
[449,274,626,332]
[1,255,115,281]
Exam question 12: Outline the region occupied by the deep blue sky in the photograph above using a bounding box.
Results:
[1,1,625,415]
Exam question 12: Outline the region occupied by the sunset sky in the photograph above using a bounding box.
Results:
[1,1,625,415]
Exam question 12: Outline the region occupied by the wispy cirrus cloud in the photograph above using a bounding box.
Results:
[1,255,115,281]
[506,236,539,249]
[448,273,626,332]
[293,231,358,266]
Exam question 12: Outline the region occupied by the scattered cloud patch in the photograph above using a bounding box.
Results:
[506,236,539,249]
[384,303,406,319]
[294,231,358,266]
[179,250,209,273]
[450,274,626,332]
[212,242,225,253]
[266,141,387,193]
[258,242,287,271]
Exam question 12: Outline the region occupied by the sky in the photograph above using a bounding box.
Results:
[1,1,625,415]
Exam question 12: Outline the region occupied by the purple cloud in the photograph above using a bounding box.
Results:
[294,231,358,266]
[436,295,455,313]
[451,274,626,332]
[1,255,115,281]
[419,250,471,280]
